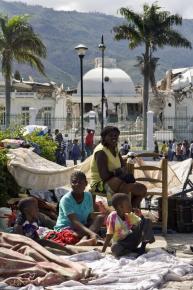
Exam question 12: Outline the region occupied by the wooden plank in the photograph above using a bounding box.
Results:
[136,178,162,183]
[162,157,168,235]
[135,152,161,158]
[135,165,161,171]
[146,191,162,196]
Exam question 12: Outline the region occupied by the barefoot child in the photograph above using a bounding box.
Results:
[55,171,104,246]
[102,193,155,257]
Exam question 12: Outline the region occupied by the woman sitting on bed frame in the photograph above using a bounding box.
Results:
[90,126,147,208]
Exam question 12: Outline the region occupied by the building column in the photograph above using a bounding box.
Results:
[88,110,96,131]
[29,107,37,125]
[147,111,154,151]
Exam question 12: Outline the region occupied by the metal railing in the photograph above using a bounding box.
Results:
[1,115,193,147]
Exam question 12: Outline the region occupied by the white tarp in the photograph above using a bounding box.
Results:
[6,148,191,192]
[22,125,48,136]
[2,249,193,290]
[7,148,91,190]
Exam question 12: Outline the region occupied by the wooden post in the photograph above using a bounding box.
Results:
[126,159,134,206]
[162,157,168,235]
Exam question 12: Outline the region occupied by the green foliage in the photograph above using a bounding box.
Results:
[113,3,191,149]
[24,132,57,161]
[0,128,57,205]
[0,12,47,127]
[0,126,23,140]
[0,149,20,206]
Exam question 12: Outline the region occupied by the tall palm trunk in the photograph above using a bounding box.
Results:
[149,69,157,94]
[142,44,150,150]
[5,75,11,128]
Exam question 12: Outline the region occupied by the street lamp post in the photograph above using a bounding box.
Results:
[98,35,106,131]
[75,44,88,162]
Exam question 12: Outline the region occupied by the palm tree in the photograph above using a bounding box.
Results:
[0,14,46,127]
[136,54,159,94]
[113,3,192,149]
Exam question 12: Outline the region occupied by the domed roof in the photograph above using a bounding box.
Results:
[77,67,135,97]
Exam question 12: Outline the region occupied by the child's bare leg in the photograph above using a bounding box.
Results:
[76,236,97,246]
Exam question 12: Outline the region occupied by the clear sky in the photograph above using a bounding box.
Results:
[4,0,193,19]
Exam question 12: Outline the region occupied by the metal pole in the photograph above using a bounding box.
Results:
[101,46,104,131]
[79,55,85,162]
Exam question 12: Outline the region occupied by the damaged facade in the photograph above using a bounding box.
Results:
[149,67,193,140]
[0,75,69,130]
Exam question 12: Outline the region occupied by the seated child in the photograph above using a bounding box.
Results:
[102,193,155,257]
[55,171,104,246]
[13,197,74,253]
[14,197,42,240]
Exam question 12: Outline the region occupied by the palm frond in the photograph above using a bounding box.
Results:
[0,15,8,37]
[14,51,46,76]
[12,33,47,58]
[157,30,192,49]
[119,7,144,32]
[0,13,47,80]
[113,24,143,48]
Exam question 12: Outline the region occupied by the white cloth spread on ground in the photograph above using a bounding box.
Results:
[1,248,193,290]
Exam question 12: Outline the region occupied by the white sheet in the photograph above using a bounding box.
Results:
[6,148,192,193]
[6,148,91,190]
[2,248,193,290]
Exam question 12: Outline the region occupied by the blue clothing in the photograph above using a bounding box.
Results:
[71,144,81,160]
[54,191,93,231]
[14,213,39,239]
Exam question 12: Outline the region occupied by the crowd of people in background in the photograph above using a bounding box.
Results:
[52,128,193,166]
[53,128,95,166]
[155,139,193,161]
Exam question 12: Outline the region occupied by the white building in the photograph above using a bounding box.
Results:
[71,58,142,124]
[0,75,68,132]
[0,59,143,136]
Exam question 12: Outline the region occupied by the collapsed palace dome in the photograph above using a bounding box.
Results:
[76,58,136,97]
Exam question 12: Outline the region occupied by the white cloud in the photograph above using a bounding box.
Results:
[4,0,193,18]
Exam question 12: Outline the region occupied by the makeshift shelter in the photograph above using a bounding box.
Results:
[2,148,193,289]
[6,147,187,192]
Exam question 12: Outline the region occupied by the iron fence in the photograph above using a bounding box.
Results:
[160,116,193,142]
[1,115,193,148]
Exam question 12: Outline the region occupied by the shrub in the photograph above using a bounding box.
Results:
[0,128,57,205]
[24,132,57,161]
[0,149,20,206]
